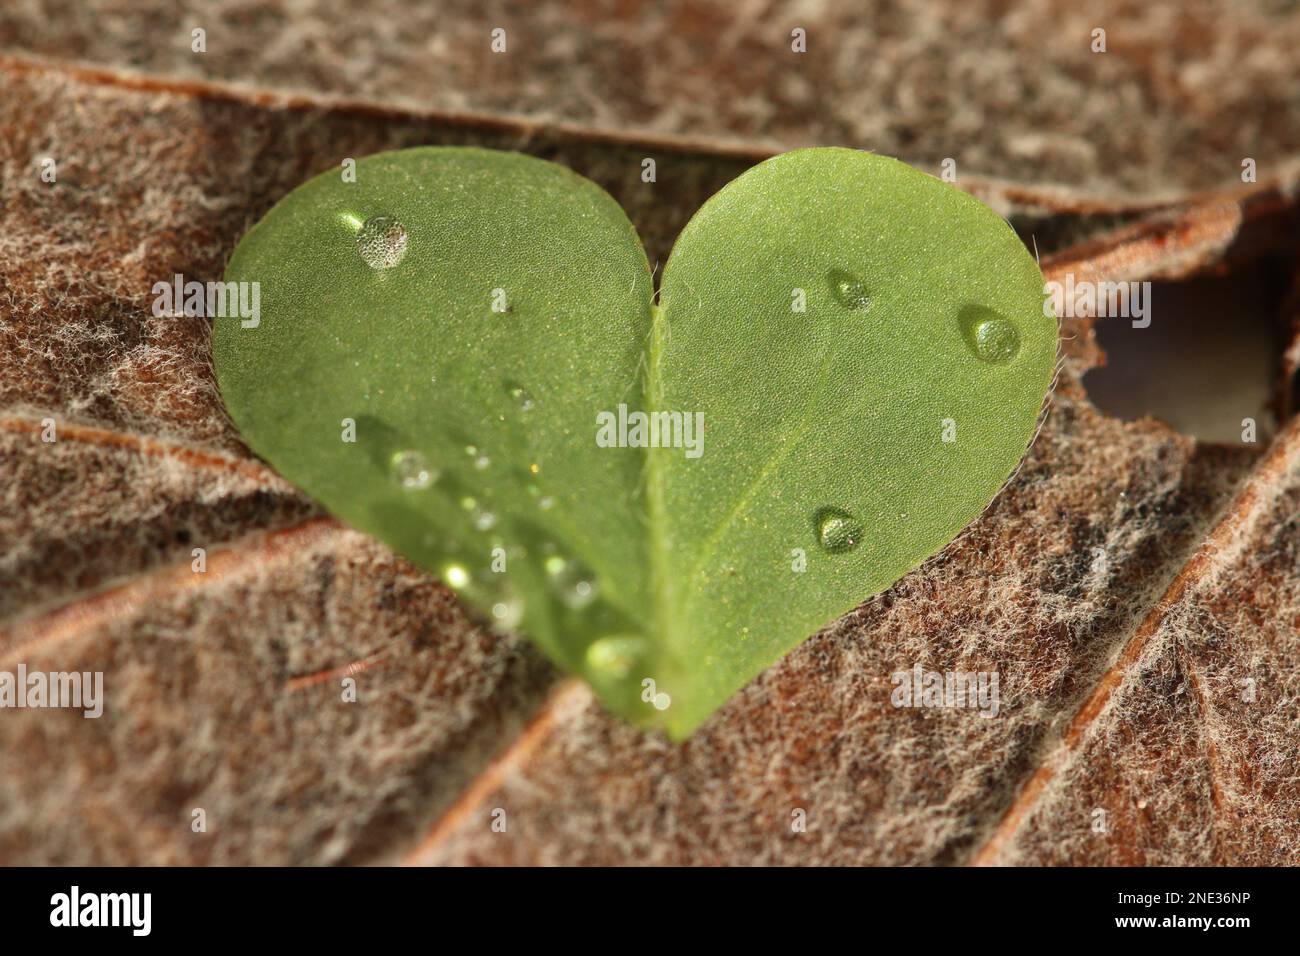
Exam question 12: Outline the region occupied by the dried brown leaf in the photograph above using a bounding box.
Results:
[1,44,1298,866]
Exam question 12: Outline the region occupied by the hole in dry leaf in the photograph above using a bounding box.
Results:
[1081,260,1289,445]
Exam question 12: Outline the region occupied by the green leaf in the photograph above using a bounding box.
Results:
[214,146,1055,739]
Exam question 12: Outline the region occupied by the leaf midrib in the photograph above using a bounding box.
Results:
[641,302,835,705]
[644,301,677,684]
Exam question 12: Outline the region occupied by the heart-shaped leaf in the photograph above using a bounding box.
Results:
[214,146,1055,738]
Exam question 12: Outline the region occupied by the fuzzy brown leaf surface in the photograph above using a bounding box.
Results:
[4,0,1300,201]
[1,9,1299,865]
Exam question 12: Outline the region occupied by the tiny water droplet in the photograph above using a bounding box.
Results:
[473,509,497,531]
[464,444,491,470]
[815,507,864,554]
[505,383,536,412]
[960,306,1020,363]
[545,555,598,609]
[537,496,555,511]
[828,269,872,311]
[389,449,436,490]
[491,598,523,628]
[460,496,477,511]
[356,215,408,269]
[442,563,470,590]
[585,636,647,680]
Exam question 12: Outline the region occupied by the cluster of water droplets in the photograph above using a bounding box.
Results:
[373,375,630,678]
[388,449,436,490]
[543,550,598,610]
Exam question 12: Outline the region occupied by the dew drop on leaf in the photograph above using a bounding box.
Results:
[388,449,436,490]
[505,382,536,412]
[442,563,471,590]
[828,269,872,311]
[815,507,864,553]
[491,598,523,628]
[356,214,408,269]
[585,636,647,680]
[960,305,1021,363]
[546,554,599,608]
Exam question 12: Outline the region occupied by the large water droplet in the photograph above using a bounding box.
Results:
[815,507,864,553]
[960,306,1020,363]
[389,449,436,490]
[585,636,647,680]
[356,215,408,269]
[828,269,872,311]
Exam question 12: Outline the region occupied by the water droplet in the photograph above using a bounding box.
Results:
[473,509,497,531]
[545,555,598,609]
[491,598,523,628]
[828,269,872,311]
[815,507,864,554]
[356,215,408,269]
[389,449,436,490]
[460,496,478,511]
[959,306,1020,363]
[505,383,536,412]
[464,445,491,470]
[585,636,647,680]
[653,692,671,711]
[442,563,470,590]
[524,475,556,511]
